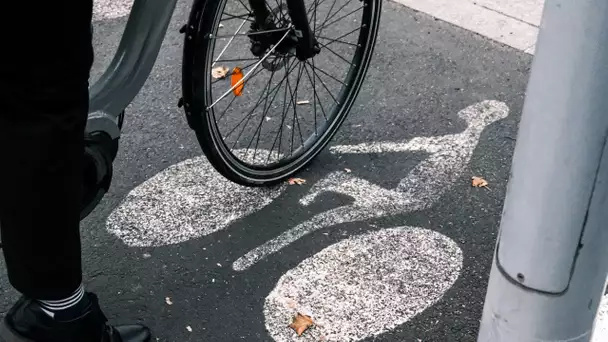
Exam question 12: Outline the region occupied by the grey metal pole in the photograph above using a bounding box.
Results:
[477,0,608,341]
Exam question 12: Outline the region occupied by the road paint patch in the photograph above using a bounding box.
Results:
[233,100,508,271]
[593,294,608,341]
[106,151,286,247]
[93,0,133,20]
[392,0,543,53]
[264,227,463,341]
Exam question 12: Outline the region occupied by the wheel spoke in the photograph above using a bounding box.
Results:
[215,57,264,62]
[236,0,253,14]
[309,61,318,135]
[214,66,267,122]
[208,26,293,109]
[211,27,290,39]
[305,60,346,86]
[275,74,291,162]
[317,41,355,66]
[216,93,238,122]
[317,0,339,37]
[212,19,248,67]
[316,5,363,32]
[310,57,340,105]
[285,63,306,154]
[221,13,255,22]
[222,63,295,139]
[250,65,286,160]
[244,67,277,157]
[293,64,306,146]
[199,0,376,175]
[322,26,361,44]
[268,60,299,163]
[284,64,299,155]
[231,66,280,149]
[317,35,358,47]
[303,62,328,121]
[212,59,259,85]
[312,0,318,32]
[317,0,355,32]
[272,0,285,22]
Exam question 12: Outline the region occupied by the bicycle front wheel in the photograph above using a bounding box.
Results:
[182,0,381,186]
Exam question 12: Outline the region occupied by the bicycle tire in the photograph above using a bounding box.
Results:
[182,0,381,186]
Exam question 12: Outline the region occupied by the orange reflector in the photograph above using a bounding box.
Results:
[231,67,244,96]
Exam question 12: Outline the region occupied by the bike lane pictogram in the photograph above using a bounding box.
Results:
[5,0,608,341]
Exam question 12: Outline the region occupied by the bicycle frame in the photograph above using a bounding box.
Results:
[86,0,179,140]
[86,0,317,141]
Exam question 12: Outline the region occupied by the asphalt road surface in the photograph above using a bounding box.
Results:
[3,0,606,341]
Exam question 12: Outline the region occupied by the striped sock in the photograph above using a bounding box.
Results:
[37,284,89,319]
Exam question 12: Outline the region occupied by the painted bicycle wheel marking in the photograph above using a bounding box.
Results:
[264,227,463,341]
[233,100,509,270]
[106,151,286,247]
[94,0,133,20]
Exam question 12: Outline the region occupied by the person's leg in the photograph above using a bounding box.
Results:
[0,2,150,341]
[0,0,93,304]
[0,60,89,303]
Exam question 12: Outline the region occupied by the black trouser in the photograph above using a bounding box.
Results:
[0,1,94,300]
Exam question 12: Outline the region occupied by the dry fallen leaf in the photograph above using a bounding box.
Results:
[288,178,306,185]
[219,23,225,28]
[186,326,193,332]
[344,168,352,173]
[212,66,229,79]
[165,297,173,305]
[289,313,314,336]
[472,176,489,188]
[296,100,310,105]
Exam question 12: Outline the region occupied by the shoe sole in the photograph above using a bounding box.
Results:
[0,319,35,342]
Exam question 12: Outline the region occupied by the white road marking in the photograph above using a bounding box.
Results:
[106,152,286,247]
[593,294,608,341]
[93,0,133,21]
[393,0,544,53]
[264,227,463,341]
[233,100,508,271]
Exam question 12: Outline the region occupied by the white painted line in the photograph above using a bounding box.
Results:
[392,0,541,53]
[233,100,509,271]
[93,0,133,20]
[593,294,608,341]
[264,227,463,341]
[106,151,286,247]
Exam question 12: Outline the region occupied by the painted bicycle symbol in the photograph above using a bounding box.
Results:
[106,100,508,341]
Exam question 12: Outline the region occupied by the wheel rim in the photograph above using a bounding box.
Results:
[200,0,378,179]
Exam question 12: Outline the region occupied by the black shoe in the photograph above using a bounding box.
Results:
[0,293,151,342]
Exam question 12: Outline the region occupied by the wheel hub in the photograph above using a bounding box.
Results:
[248,4,320,63]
